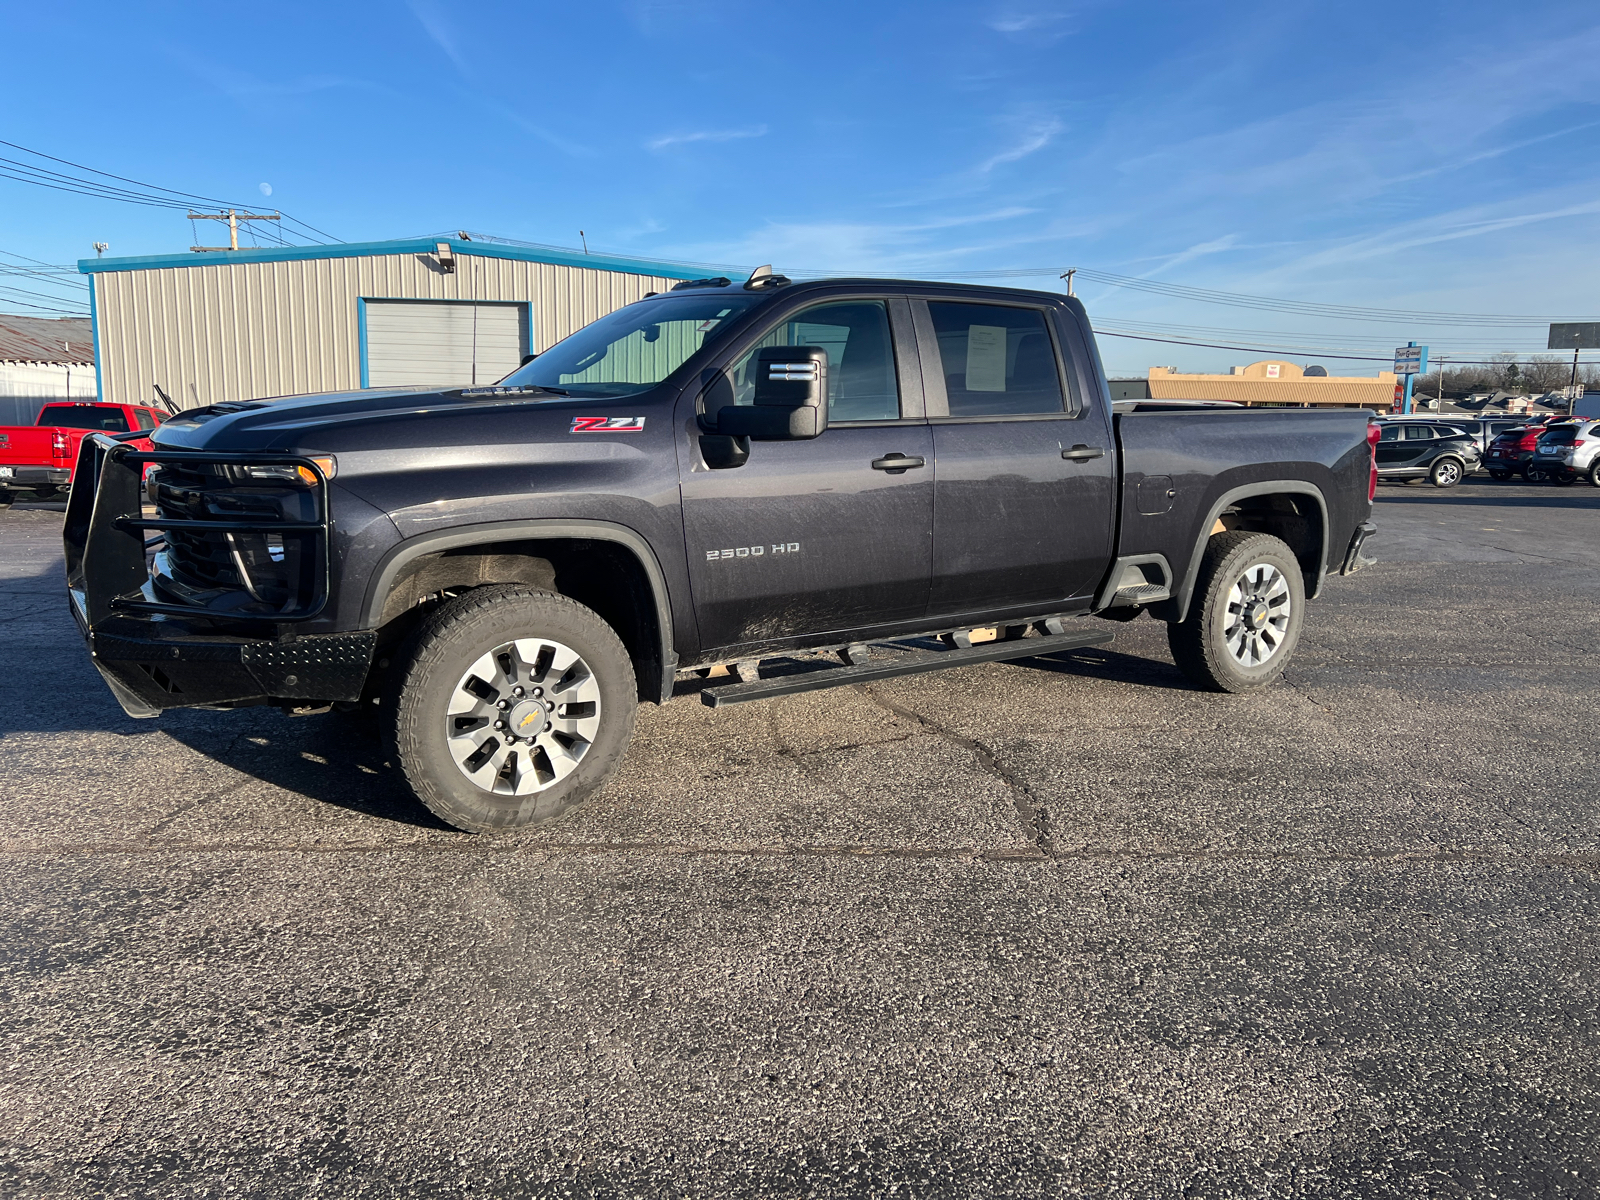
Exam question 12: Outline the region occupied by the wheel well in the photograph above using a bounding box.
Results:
[374,539,663,703]
[1214,493,1325,592]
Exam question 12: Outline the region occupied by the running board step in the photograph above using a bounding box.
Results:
[1110,582,1170,607]
[699,627,1115,708]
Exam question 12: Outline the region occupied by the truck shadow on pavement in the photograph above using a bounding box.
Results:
[159,715,460,833]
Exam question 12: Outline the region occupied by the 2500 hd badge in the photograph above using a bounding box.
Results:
[706,543,801,561]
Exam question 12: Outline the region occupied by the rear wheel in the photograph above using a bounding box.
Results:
[1429,457,1464,487]
[1551,471,1576,486]
[1167,531,1306,694]
[390,585,637,833]
[1523,463,1551,484]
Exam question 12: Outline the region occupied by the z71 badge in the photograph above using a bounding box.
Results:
[570,416,645,433]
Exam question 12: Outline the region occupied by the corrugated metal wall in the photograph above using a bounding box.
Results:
[91,250,684,408]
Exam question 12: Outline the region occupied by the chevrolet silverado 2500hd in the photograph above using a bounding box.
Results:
[65,270,1378,832]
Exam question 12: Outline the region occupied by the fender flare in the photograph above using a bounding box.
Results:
[363,518,678,703]
[1167,482,1328,623]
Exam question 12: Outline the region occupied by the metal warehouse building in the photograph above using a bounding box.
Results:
[79,237,718,408]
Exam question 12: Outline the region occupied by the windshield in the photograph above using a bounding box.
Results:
[499,294,762,397]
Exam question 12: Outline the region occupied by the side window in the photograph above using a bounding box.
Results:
[729,300,900,421]
[1379,425,1400,441]
[132,409,156,430]
[1403,425,1434,440]
[926,302,1065,417]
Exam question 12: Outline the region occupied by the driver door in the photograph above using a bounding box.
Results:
[677,296,933,656]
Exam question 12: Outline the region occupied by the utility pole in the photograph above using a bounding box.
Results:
[1060,268,1076,297]
[1570,345,1581,416]
[189,209,280,251]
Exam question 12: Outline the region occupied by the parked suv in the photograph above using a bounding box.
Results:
[1374,422,1480,486]
[1377,415,1519,456]
[1484,426,1542,480]
[1529,419,1600,486]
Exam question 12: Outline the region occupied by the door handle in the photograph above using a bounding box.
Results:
[872,453,925,472]
[1061,444,1105,461]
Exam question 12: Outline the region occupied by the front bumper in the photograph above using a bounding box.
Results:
[66,434,370,717]
[72,596,376,716]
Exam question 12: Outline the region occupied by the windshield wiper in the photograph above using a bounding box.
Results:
[458,384,570,398]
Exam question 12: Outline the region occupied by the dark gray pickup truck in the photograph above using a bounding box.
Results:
[66,270,1378,832]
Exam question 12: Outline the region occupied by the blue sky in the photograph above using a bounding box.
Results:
[6,0,1600,376]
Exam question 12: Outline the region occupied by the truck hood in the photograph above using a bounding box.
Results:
[150,386,618,452]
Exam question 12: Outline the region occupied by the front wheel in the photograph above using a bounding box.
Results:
[390,585,637,833]
[1589,461,1600,488]
[1167,531,1306,694]
[1429,457,1464,487]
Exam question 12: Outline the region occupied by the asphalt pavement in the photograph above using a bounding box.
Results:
[2,474,1598,1198]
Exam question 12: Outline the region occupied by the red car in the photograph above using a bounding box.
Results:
[0,401,167,504]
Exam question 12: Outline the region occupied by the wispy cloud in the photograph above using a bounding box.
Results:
[408,0,469,74]
[988,7,1071,36]
[647,126,768,152]
[977,117,1062,174]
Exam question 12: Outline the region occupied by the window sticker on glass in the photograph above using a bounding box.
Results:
[966,325,1008,392]
[696,309,734,333]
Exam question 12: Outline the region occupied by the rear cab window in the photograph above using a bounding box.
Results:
[38,405,129,432]
[922,301,1070,417]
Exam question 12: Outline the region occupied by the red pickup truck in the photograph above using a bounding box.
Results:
[0,401,168,504]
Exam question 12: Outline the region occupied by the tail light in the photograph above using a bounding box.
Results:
[1367,420,1381,501]
[51,430,69,457]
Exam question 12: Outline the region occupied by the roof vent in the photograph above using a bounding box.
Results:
[670,276,733,291]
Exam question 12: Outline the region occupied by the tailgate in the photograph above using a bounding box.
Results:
[0,426,58,465]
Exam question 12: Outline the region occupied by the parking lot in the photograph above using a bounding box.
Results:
[2,475,1598,1197]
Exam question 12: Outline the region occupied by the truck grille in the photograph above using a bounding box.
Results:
[148,461,326,617]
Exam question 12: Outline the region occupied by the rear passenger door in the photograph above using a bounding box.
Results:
[913,298,1115,619]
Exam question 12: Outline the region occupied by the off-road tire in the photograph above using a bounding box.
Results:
[1167,531,1306,694]
[390,585,637,833]
[1430,457,1464,487]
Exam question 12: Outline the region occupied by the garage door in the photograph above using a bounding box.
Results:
[363,300,528,388]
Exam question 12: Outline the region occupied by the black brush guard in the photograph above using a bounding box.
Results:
[65,434,374,716]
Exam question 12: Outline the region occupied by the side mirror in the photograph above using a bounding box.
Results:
[717,346,828,440]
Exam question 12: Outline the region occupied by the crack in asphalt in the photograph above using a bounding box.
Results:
[859,685,1052,860]
[0,839,1596,868]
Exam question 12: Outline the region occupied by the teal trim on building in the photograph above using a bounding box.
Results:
[357,298,369,390]
[88,280,103,403]
[78,237,730,282]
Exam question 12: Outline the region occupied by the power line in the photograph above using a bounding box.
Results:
[1091,327,1569,367]
[1075,268,1596,328]
[0,138,342,245]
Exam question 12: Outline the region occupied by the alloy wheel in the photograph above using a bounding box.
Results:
[1223,562,1293,668]
[445,637,602,795]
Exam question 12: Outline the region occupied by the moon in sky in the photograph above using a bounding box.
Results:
[259,183,273,197]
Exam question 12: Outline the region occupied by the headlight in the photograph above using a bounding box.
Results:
[233,455,337,486]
